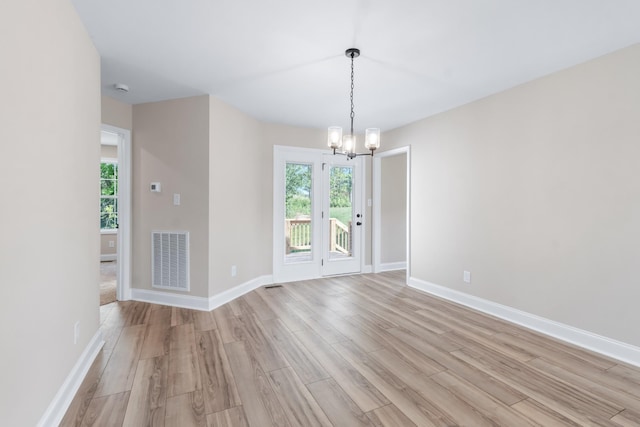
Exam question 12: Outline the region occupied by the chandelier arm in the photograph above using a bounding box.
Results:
[354,151,374,157]
[345,151,375,161]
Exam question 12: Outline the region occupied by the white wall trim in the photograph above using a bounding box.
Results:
[408,276,640,368]
[37,330,104,427]
[130,275,274,312]
[362,264,373,274]
[379,261,407,272]
[208,275,273,310]
[100,254,117,262]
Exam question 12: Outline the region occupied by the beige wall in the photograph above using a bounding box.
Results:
[100,232,117,257]
[386,44,640,347]
[380,153,407,264]
[208,98,271,293]
[0,0,101,424]
[102,95,133,130]
[132,96,210,297]
[101,144,118,158]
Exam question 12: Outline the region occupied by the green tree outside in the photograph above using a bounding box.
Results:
[284,163,353,222]
[100,162,118,229]
[285,163,312,218]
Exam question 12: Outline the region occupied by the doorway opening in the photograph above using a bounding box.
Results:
[373,146,411,282]
[100,124,132,302]
[99,143,118,304]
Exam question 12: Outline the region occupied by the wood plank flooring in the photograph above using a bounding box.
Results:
[61,271,640,426]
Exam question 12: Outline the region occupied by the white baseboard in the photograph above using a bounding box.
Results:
[379,261,407,272]
[208,275,273,310]
[38,329,104,427]
[100,254,116,262]
[362,264,373,274]
[408,277,640,368]
[130,275,274,312]
[131,288,210,311]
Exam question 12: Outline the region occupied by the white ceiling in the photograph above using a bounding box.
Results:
[71,0,640,132]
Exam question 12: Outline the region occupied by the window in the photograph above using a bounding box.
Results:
[100,160,118,230]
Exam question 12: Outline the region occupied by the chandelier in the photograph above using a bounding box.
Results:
[327,48,380,159]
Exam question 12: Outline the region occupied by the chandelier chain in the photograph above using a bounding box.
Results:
[350,52,355,136]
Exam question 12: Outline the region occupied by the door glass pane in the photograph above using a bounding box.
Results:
[328,165,353,259]
[285,162,312,263]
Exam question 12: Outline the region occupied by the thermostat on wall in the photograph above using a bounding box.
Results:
[150,182,161,192]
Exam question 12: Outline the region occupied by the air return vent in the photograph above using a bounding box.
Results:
[152,231,189,291]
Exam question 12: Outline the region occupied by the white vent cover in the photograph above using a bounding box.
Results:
[152,231,189,291]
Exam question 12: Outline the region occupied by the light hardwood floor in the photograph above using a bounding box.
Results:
[61,271,640,426]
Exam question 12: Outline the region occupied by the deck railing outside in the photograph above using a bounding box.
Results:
[285,217,351,255]
[329,218,351,255]
[285,218,312,253]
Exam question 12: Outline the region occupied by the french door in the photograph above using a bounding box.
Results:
[321,154,362,275]
[273,146,363,283]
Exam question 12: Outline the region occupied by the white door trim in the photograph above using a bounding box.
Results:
[372,146,411,283]
[102,124,132,300]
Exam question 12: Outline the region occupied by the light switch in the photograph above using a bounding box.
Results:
[173,193,181,205]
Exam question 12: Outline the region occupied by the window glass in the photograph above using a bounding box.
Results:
[100,161,118,230]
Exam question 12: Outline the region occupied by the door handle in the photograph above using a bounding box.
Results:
[356,221,362,226]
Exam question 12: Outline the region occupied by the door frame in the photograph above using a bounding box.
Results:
[372,145,411,283]
[102,124,132,300]
[273,145,365,283]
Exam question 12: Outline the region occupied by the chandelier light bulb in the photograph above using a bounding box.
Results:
[365,128,380,151]
[328,126,343,149]
[343,134,356,154]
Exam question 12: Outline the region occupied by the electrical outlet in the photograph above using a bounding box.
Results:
[231,265,237,277]
[74,321,80,344]
[463,271,471,284]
